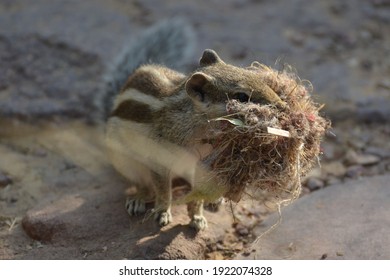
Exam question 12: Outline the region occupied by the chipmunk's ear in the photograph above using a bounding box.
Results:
[185,72,214,102]
[200,49,225,66]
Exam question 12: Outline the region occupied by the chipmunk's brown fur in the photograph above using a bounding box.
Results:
[106,49,284,230]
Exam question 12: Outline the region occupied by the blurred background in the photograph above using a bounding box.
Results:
[1,0,389,121]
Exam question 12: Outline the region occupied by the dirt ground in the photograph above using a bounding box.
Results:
[1,120,389,259]
[1,0,390,259]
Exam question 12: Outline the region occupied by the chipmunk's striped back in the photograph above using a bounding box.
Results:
[106,49,286,231]
[103,18,195,119]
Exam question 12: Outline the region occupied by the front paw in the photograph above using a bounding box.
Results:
[154,210,172,227]
[190,215,208,231]
[125,198,146,216]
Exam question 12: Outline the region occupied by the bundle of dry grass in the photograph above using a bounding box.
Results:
[205,63,330,205]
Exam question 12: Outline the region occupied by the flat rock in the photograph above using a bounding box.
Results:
[236,175,390,259]
[364,146,390,159]
[345,150,381,166]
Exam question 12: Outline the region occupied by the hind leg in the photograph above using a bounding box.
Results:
[152,173,172,227]
[187,200,207,231]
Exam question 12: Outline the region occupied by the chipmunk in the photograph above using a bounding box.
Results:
[105,20,286,231]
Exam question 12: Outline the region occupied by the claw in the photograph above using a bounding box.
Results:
[125,198,146,216]
[189,215,207,231]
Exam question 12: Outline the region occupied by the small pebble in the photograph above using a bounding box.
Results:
[306,177,324,191]
[377,79,390,90]
[346,165,364,178]
[322,162,347,177]
[347,139,366,150]
[284,29,305,46]
[32,148,47,157]
[241,250,251,257]
[336,251,344,257]
[234,223,249,236]
[0,172,12,188]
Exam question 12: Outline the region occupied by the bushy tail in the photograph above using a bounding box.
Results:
[103,18,196,117]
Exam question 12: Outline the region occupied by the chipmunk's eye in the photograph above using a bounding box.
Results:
[233,92,249,103]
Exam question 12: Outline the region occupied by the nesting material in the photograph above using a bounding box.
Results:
[206,63,330,205]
